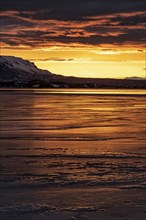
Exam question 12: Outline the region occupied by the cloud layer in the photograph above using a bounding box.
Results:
[0,0,146,49]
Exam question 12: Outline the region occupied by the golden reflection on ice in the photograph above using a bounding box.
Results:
[0,89,146,219]
[33,88,146,95]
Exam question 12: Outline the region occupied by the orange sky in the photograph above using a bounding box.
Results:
[0,1,146,78]
[1,44,145,79]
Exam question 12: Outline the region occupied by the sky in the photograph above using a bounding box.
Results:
[0,0,146,78]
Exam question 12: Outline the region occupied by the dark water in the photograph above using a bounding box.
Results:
[0,89,146,218]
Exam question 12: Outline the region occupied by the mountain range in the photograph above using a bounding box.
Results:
[0,56,145,88]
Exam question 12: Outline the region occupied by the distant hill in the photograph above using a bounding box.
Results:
[0,56,146,88]
[125,76,146,81]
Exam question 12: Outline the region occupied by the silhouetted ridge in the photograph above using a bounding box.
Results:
[0,56,145,88]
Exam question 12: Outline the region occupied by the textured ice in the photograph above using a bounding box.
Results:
[0,89,146,219]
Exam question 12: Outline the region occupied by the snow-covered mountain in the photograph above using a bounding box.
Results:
[0,56,57,87]
[0,56,146,88]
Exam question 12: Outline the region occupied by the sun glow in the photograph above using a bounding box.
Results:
[1,4,145,79]
[1,45,145,79]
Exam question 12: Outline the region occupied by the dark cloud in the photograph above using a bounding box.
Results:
[0,0,145,48]
[1,1,146,20]
[30,58,74,62]
[111,14,146,26]
[1,26,145,48]
[0,16,35,28]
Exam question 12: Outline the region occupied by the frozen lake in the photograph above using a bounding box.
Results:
[0,89,146,219]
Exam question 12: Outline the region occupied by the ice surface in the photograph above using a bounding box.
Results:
[0,89,146,220]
